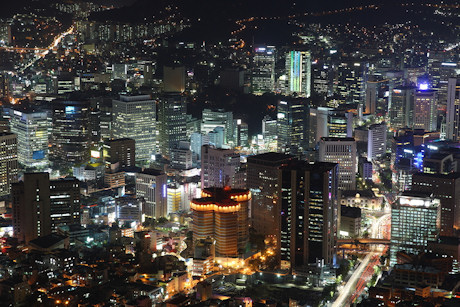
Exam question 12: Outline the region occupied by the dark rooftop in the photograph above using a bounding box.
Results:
[341,206,362,218]
[29,233,68,249]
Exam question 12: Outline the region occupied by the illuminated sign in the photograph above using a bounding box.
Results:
[91,150,101,159]
[65,106,76,114]
[418,83,429,90]
[290,51,302,93]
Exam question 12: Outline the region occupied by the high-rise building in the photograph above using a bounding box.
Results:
[103,138,135,169]
[157,93,187,157]
[446,78,460,141]
[413,88,437,132]
[191,187,251,256]
[277,99,309,155]
[327,109,353,138]
[12,173,52,243]
[135,169,168,218]
[247,153,295,237]
[52,101,90,165]
[233,119,248,148]
[364,81,378,115]
[286,50,311,98]
[251,45,275,95]
[201,145,243,189]
[262,115,277,150]
[112,95,156,163]
[412,173,460,237]
[0,132,18,197]
[368,122,387,161]
[278,161,339,269]
[8,108,50,168]
[319,137,357,190]
[190,133,209,162]
[201,109,233,146]
[390,191,440,265]
[336,62,366,105]
[389,86,415,129]
[50,177,81,231]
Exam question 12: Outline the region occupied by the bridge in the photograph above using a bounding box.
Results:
[338,238,390,245]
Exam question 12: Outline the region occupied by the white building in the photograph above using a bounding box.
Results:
[319,137,357,191]
[201,145,244,188]
[368,122,387,161]
[446,78,460,141]
[135,169,167,218]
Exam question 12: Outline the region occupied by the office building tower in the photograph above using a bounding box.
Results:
[135,169,168,218]
[336,62,366,105]
[12,173,52,243]
[278,161,339,268]
[191,187,251,256]
[327,109,353,138]
[390,191,440,265]
[286,50,311,98]
[201,109,233,146]
[112,94,156,163]
[170,142,193,170]
[277,99,309,155]
[191,133,210,162]
[368,122,387,161]
[365,80,378,115]
[50,177,80,231]
[251,45,275,95]
[319,137,357,190]
[201,145,243,189]
[247,153,295,237]
[446,78,460,141]
[412,173,460,237]
[0,132,18,197]
[8,108,50,168]
[389,86,415,129]
[262,115,277,150]
[52,101,90,165]
[163,66,185,93]
[234,119,248,148]
[103,138,135,169]
[413,88,437,132]
[157,93,187,157]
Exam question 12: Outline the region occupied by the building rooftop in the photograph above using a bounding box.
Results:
[413,172,460,180]
[321,137,355,142]
[341,190,376,198]
[29,233,68,249]
[341,205,362,218]
[247,152,294,163]
[139,168,164,176]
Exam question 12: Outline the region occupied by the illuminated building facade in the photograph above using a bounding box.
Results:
[247,152,295,238]
[157,93,187,157]
[50,177,81,231]
[52,101,90,165]
[8,108,50,168]
[286,50,311,98]
[368,122,387,161]
[103,138,135,169]
[201,145,244,189]
[201,109,233,146]
[390,191,440,265]
[319,137,357,191]
[251,45,275,95]
[135,169,168,218]
[0,132,18,197]
[191,187,251,257]
[414,88,437,132]
[112,95,156,163]
[278,161,339,269]
[277,99,309,155]
[446,78,460,141]
[412,172,460,237]
[389,86,415,129]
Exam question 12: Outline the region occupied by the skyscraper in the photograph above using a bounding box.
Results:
[103,138,136,169]
[364,80,378,115]
[412,172,460,237]
[112,94,156,163]
[413,88,437,132]
[8,108,50,168]
[389,86,415,129]
[278,161,339,269]
[286,50,311,98]
[201,109,233,146]
[247,153,295,237]
[0,132,18,197]
[12,173,52,243]
[251,45,275,95]
[135,169,168,218]
[191,187,251,256]
[277,99,309,155]
[368,122,387,161]
[319,137,357,190]
[52,101,90,165]
[446,78,460,141]
[157,93,187,157]
[50,177,81,231]
[390,191,440,265]
[201,145,243,189]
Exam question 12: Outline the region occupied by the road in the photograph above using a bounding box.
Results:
[332,213,390,306]
[19,26,74,73]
